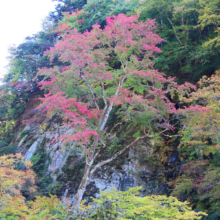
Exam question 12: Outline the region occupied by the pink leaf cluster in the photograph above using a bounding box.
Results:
[52,129,98,145]
[33,13,210,149]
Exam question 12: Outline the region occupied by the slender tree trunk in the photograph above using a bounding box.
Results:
[72,164,91,209]
[72,136,147,209]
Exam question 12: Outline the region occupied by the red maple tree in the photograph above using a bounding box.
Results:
[35,14,208,208]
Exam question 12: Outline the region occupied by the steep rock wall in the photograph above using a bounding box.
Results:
[13,92,181,201]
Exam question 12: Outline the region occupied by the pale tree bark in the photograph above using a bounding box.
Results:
[71,34,167,208]
[100,74,127,131]
[72,61,128,209]
[71,124,173,208]
[90,136,146,177]
[72,164,91,208]
[72,135,147,209]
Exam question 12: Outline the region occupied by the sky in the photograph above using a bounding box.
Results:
[0,0,57,80]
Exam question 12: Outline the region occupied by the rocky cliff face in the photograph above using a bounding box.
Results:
[13,92,181,202]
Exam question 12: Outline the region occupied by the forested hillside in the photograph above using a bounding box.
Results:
[0,0,219,219]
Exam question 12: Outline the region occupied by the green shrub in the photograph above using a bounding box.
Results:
[31,146,53,195]
[20,129,31,140]
[0,144,17,156]
[77,187,207,220]
[0,140,9,148]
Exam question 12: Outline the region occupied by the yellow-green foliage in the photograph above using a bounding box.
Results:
[79,187,206,219]
[0,195,70,220]
[197,0,220,47]
[0,154,71,220]
[172,71,220,217]
[180,71,220,158]
[0,154,36,209]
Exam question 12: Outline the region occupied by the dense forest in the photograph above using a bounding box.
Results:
[0,0,220,219]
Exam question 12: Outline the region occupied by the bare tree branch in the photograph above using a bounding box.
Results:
[79,73,100,110]
[100,73,127,131]
[90,135,146,176]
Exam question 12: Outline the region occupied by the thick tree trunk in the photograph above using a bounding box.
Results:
[72,164,91,209]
